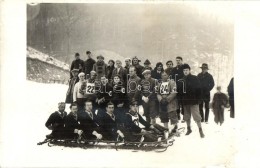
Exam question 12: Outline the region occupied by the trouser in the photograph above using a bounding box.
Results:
[213,107,224,125]
[229,98,235,118]
[177,100,184,120]
[199,99,210,122]
[183,104,202,128]
[143,100,158,124]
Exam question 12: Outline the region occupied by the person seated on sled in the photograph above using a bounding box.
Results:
[64,103,83,139]
[99,102,125,141]
[78,100,103,140]
[124,100,168,142]
[45,102,67,139]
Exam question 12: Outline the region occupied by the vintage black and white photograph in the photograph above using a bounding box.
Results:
[2,1,260,168]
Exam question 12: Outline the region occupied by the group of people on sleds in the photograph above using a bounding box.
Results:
[45,52,235,144]
[45,100,169,143]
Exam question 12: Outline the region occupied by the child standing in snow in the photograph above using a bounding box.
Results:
[212,86,229,125]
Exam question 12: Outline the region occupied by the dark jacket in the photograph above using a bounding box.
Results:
[78,110,101,138]
[64,112,80,139]
[197,72,215,99]
[112,67,127,83]
[111,82,126,106]
[177,74,202,105]
[171,65,184,82]
[124,111,150,133]
[151,69,163,80]
[70,59,85,78]
[45,111,67,138]
[126,74,141,102]
[84,58,96,77]
[107,65,115,81]
[137,77,157,100]
[93,61,108,80]
[96,83,113,109]
[133,64,144,79]
[165,67,173,76]
[100,112,121,140]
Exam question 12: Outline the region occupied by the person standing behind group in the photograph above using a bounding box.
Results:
[107,60,115,82]
[84,51,96,79]
[172,56,184,121]
[93,55,107,80]
[127,66,141,106]
[65,69,79,104]
[124,58,131,74]
[165,60,174,76]
[151,62,164,80]
[112,60,127,84]
[70,53,85,79]
[197,63,215,123]
[132,56,144,79]
[178,64,205,138]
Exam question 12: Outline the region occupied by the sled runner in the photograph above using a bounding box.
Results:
[37,127,185,152]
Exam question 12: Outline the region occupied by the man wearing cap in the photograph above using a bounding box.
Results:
[84,51,96,79]
[165,60,174,76]
[124,58,131,74]
[70,53,85,79]
[65,69,79,104]
[93,55,107,80]
[197,63,215,123]
[132,56,144,79]
[138,69,158,124]
[178,64,205,138]
[45,102,67,139]
[172,56,185,121]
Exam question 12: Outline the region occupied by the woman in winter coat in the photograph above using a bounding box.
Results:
[151,62,164,80]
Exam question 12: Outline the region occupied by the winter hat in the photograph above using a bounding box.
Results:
[97,55,104,60]
[182,63,191,70]
[144,59,151,65]
[200,63,209,70]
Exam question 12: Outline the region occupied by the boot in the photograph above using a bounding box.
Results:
[172,125,178,134]
[185,126,192,135]
[199,128,205,138]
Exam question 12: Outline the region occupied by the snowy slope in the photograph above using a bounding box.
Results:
[1,81,239,168]
[27,46,70,70]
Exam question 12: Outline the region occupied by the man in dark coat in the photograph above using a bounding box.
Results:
[99,102,125,141]
[70,53,85,79]
[132,56,144,79]
[124,58,131,74]
[227,77,234,118]
[45,102,67,139]
[178,64,205,138]
[172,56,185,121]
[64,103,83,139]
[197,63,215,123]
[78,100,103,140]
[84,51,96,79]
[93,55,107,80]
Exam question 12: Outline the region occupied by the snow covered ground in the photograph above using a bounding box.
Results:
[0,81,253,168]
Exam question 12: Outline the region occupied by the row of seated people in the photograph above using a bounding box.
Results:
[45,100,169,143]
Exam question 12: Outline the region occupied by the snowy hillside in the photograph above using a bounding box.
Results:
[27,46,70,70]
[0,81,244,168]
